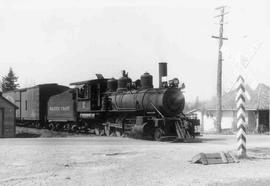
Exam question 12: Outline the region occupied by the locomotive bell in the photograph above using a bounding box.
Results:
[117,70,132,92]
[140,72,153,89]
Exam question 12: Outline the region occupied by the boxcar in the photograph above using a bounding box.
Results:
[3,84,69,128]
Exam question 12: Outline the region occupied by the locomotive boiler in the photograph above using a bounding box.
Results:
[109,87,185,117]
[105,63,185,117]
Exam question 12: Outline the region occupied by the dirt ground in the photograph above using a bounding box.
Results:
[1,127,270,186]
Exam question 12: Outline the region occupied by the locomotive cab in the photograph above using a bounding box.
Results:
[70,76,108,112]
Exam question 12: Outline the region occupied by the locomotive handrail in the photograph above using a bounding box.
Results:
[150,103,164,119]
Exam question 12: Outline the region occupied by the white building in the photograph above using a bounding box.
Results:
[194,84,270,133]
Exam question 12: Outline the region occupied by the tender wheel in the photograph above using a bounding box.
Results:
[67,123,72,133]
[48,123,53,130]
[34,122,39,129]
[154,128,163,141]
[55,123,61,131]
[36,122,42,129]
[52,125,57,131]
[71,125,77,132]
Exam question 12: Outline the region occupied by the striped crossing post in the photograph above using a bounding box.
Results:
[236,75,247,158]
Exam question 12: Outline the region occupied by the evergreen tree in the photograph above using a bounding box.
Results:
[2,68,19,92]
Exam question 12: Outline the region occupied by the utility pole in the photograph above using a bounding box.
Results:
[212,6,228,133]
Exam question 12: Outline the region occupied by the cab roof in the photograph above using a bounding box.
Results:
[70,79,108,86]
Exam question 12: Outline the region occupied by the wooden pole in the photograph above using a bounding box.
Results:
[212,6,228,133]
[236,75,247,158]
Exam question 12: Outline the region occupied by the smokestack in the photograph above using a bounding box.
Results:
[159,62,167,88]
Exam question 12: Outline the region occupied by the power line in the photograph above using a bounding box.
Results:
[226,42,263,93]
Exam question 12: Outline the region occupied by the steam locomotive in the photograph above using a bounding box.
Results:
[3,63,200,140]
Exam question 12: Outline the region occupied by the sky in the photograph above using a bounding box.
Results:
[0,0,270,102]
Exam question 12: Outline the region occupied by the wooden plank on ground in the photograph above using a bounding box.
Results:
[191,152,240,165]
[220,152,228,163]
[207,158,224,164]
[200,153,208,165]
[228,152,240,163]
[205,153,220,159]
[192,153,202,164]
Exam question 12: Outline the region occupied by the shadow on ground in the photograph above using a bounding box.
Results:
[174,136,229,143]
[139,136,228,143]
[247,147,270,160]
[16,132,41,138]
[158,136,202,143]
[209,178,270,186]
